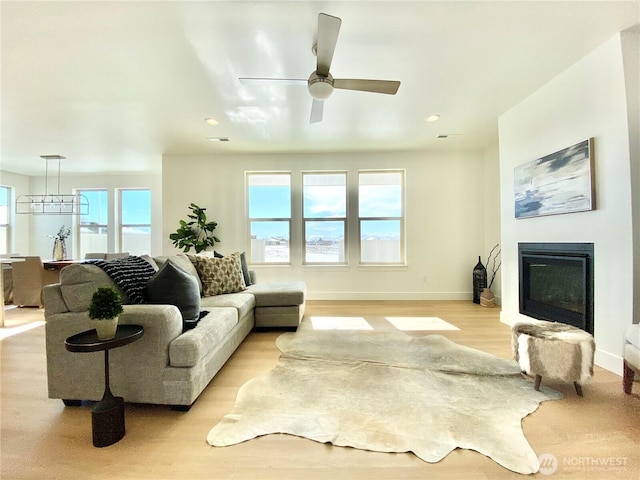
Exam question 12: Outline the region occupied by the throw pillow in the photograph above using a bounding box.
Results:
[192,252,247,296]
[147,260,201,330]
[155,253,203,294]
[240,252,252,286]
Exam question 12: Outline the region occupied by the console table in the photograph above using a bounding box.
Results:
[65,325,144,447]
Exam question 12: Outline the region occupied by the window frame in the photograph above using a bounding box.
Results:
[75,188,109,259]
[246,171,292,265]
[302,170,348,266]
[357,169,406,266]
[118,188,151,255]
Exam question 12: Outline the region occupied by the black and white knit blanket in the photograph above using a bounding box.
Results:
[92,256,157,304]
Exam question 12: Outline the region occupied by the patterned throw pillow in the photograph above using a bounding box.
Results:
[192,252,247,296]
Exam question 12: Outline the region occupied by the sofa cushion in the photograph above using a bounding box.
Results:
[154,253,202,294]
[625,324,640,350]
[147,260,201,330]
[246,281,306,307]
[169,308,238,367]
[141,254,159,271]
[59,264,128,312]
[191,252,246,296]
[201,292,256,321]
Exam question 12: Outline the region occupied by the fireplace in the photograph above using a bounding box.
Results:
[518,243,594,334]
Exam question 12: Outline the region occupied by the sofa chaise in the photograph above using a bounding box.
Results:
[43,253,306,410]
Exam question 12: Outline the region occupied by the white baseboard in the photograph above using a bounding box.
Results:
[307,292,472,301]
[595,349,623,376]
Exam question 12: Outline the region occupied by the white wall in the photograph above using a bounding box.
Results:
[498,32,639,374]
[621,30,640,329]
[1,172,163,259]
[483,144,502,302]
[163,150,500,301]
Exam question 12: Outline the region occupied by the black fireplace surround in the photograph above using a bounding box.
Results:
[518,242,594,335]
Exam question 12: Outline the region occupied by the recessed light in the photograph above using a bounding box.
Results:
[207,137,229,142]
[426,114,440,122]
[205,117,219,126]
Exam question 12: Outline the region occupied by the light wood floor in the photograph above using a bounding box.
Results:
[1,301,639,480]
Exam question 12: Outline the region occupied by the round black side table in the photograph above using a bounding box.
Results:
[65,324,144,447]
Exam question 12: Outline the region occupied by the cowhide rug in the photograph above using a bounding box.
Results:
[207,330,562,474]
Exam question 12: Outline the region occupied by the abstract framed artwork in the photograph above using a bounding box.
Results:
[514,138,595,219]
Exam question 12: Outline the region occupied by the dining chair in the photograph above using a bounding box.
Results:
[104,252,130,260]
[11,256,58,307]
[85,253,107,260]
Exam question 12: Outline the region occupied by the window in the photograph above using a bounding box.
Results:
[119,189,151,255]
[247,173,291,263]
[245,170,406,266]
[358,170,405,264]
[0,185,11,254]
[77,189,108,258]
[303,172,346,264]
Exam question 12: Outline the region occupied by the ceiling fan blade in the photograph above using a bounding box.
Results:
[239,77,307,85]
[310,99,324,123]
[316,13,341,77]
[333,79,401,95]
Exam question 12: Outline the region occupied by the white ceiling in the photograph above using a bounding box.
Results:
[1,1,638,176]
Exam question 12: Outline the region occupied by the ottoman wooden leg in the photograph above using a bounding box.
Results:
[623,361,635,394]
[574,382,583,397]
[534,374,542,391]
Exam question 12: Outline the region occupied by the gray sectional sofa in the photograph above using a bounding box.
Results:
[43,253,306,410]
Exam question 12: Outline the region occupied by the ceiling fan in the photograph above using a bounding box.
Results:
[239,13,401,123]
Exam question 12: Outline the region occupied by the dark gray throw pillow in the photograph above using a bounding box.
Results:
[147,260,201,330]
[240,252,252,286]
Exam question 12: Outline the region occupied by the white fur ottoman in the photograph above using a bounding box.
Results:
[511,321,595,396]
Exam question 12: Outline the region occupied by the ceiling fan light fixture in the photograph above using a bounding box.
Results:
[308,73,334,100]
[240,14,398,123]
[426,114,440,122]
[204,117,219,126]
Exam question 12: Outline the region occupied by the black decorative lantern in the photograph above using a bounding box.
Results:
[472,256,487,304]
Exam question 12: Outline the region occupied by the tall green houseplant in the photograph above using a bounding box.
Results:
[170,203,220,253]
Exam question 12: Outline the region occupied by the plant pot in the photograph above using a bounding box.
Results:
[94,317,119,340]
[479,288,495,308]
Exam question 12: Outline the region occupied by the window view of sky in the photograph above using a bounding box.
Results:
[247,171,404,263]
[248,173,403,241]
[0,186,9,224]
[121,190,151,225]
[79,189,151,226]
[80,190,108,225]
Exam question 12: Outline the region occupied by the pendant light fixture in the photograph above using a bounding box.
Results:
[16,155,89,215]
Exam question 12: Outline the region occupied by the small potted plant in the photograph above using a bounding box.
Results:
[88,287,124,340]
